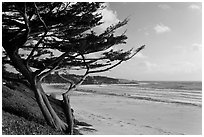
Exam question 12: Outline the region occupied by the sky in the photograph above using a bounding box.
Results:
[2,2,202,81]
[94,2,202,81]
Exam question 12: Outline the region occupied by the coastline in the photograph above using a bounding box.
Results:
[43,84,202,135]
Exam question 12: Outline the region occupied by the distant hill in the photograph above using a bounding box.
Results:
[43,73,138,85]
[2,70,138,85]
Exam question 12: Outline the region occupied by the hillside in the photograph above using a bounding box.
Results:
[2,71,137,135]
[43,73,138,84]
[2,79,92,135]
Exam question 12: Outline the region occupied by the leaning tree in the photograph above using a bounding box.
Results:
[2,2,145,134]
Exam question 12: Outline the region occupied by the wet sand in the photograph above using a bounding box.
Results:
[43,84,202,135]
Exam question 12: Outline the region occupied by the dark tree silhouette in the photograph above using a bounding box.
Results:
[2,2,145,134]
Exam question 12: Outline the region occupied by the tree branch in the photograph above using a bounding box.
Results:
[15,3,30,35]
[80,52,90,75]
[127,45,145,60]
[34,3,48,31]
[88,60,123,74]
[70,74,88,91]
[38,65,59,82]
[57,71,74,91]
[23,3,30,35]
[59,53,90,94]
[9,3,30,45]
[26,3,48,64]
[36,52,69,79]
[71,53,90,88]
[87,45,145,74]
[56,41,90,92]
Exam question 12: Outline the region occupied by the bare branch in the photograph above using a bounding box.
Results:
[34,3,48,31]
[69,51,91,88]
[23,3,30,35]
[36,52,68,78]
[65,53,90,94]
[15,3,30,34]
[56,68,75,90]
[70,74,88,90]
[36,52,80,80]
[9,3,30,44]
[80,53,90,75]
[62,41,91,92]
[26,3,48,64]
[60,53,90,94]
[64,73,88,94]
[38,65,59,81]
[72,53,90,87]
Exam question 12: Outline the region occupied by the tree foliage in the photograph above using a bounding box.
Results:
[2,2,145,134]
[3,2,144,77]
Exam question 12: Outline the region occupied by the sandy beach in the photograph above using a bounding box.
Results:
[43,84,202,135]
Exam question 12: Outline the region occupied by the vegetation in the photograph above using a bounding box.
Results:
[43,73,138,84]
[2,79,93,135]
[2,2,145,134]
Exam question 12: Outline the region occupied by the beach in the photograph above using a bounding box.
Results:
[43,83,202,135]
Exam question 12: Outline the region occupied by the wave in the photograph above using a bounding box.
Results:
[128,95,201,107]
[44,82,202,107]
[76,88,202,107]
[77,83,202,107]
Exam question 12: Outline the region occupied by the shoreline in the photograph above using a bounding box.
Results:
[42,84,202,135]
[44,83,201,107]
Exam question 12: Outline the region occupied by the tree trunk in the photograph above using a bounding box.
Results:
[33,78,71,132]
[62,93,74,134]
[3,45,74,134]
[4,50,74,134]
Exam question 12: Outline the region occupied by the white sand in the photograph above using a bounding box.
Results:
[42,84,202,135]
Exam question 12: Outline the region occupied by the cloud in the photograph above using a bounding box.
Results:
[134,61,158,73]
[138,26,151,36]
[135,60,198,74]
[188,4,201,10]
[158,4,171,10]
[96,3,120,31]
[154,23,171,34]
[170,62,198,73]
[142,61,158,72]
[144,32,150,36]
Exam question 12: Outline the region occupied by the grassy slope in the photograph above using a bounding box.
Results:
[2,80,84,135]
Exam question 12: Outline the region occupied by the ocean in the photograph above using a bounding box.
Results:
[45,81,202,107]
